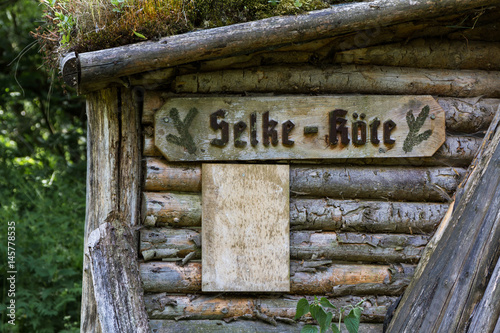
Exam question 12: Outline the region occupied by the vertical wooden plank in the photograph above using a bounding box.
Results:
[202,164,290,292]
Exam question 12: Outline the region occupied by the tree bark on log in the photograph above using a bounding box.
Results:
[141,192,448,233]
[142,94,499,134]
[140,229,429,263]
[145,158,465,202]
[333,39,500,70]
[61,0,498,92]
[173,65,500,97]
[86,216,149,333]
[140,261,415,296]
[387,107,500,332]
[148,319,384,333]
[289,166,465,202]
[144,294,395,322]
[82,88,147,332]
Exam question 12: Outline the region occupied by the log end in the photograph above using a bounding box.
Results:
[60,52,80,89]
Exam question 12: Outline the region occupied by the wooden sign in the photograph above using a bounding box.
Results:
[155,95,446,161]
[202,164,290,292]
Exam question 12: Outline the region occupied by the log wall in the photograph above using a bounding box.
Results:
[136,31,498,332]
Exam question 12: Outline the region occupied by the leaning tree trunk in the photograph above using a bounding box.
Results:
[81,87,148,332]
[387,106,500,332]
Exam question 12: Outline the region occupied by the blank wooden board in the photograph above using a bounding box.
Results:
[202,164,290,292]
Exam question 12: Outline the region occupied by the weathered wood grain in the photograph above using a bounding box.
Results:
[83,88,147,332]
[202,164,290,292]
[149,319,384,332]
[140,261,415,296]
[144,294,395,322]
[333,39,500,70]
[143,95,499,135]
[154,96,446,161]
[62,0,499,92]
[142,192,448,233]
[86,216,149,333]
[144,158,465,201]
[174,65,500,97]
[388,107,500,332]
[140,229,429,264]
[466,255,500,333]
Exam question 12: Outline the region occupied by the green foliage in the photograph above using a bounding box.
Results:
[0,0,86,331]
[295,297,364,333]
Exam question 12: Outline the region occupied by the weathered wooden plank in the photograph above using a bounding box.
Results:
[290,166,465,202]
[86,215,149,333]
[143,95,499,135]
[466,255,500,333]
[141,229,429,264]
[144,158,201,192]
[140,261,415,296]
[202,164,290,292]
[387,107,500,332]
[154,96,446,161]
[174,65,500,97]
[149,319,384,333]
[333,39,500,70]
[145,158,465,201]
[144,294,395,322]
[63,0,499,92]
[142,192,448,233]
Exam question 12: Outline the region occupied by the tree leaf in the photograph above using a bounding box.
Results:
[133,30,147,39]
[320,297,337,309]
[295,298,310,320]
[331,323,341,333]
[345,310,361,333]
[352,306,362,319]
[301,325,319,333]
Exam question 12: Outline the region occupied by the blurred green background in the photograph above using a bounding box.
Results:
[0,0,86,331]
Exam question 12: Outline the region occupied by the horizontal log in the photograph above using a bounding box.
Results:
[145,158,465,201]
[149,319,384,333]
[62,0,498,91]
[142,192,201,227]
[144,294,396,322]
[290,166,465,202]
[438,97,499,134]
[290,199,448,234]
[145,158,201,192]
[141,261,414,296]
[140,229,429,263]
[142,94,499,135]
[142,192,448,233]
[333,39,500,70]
[174,65,500,97]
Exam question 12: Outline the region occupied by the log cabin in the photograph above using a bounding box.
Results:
[60,0,500,332]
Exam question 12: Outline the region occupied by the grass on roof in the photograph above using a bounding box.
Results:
[34,0,357,71]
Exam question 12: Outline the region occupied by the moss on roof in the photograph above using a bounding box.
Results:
[35,0,356,70]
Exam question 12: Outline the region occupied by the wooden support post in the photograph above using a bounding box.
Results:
[81,87,147,332]
[387,106,500,332]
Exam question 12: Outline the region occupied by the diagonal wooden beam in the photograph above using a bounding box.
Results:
[387,105,500,332]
